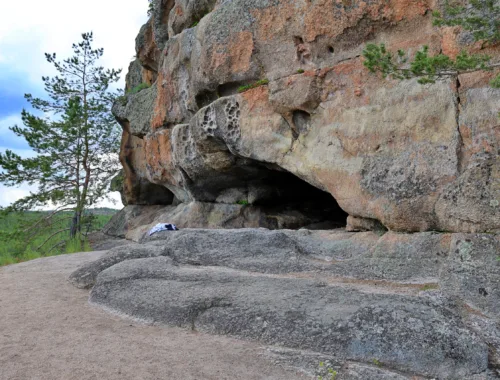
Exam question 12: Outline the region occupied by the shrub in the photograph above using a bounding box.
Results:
[127,82,151,95]
[317,362,338,380]
[147,0,154,17]
[237,79,269,93]
[116,95,128,106]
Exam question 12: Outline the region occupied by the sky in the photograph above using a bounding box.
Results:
[0,0,149,209]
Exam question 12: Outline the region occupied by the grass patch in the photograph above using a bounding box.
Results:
[317,362,338,380]
[191,10,212,28]
[420,283,439,291]
[237,79,269,93]
[127,82,151,95]
[116,95,128,106]
[236,200,249,206]
[115,82,152,106]
[297,69,305,74]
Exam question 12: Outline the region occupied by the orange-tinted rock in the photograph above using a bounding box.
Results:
[113,0,500,233]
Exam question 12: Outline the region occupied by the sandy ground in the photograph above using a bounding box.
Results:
[0,252,309,380]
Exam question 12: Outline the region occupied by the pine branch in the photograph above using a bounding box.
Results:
[36,228,72,252]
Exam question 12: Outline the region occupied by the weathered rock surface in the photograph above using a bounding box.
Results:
[91,258,485,378]
[112,0,500,234]
[103,202,346,241]
[71,228,500,378]
[93,1,500,377]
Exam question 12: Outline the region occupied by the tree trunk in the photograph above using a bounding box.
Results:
[70,210,80,238]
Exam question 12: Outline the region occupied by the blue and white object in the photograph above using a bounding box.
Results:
[148,223,179,236]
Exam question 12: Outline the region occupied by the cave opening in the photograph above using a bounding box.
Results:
[248,167,348,230]
[190,156,348,230]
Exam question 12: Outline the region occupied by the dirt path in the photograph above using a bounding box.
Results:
[0,252,309,380]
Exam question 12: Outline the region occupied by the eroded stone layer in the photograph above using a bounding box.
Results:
[113,0,500,233]
[70,229,500,378]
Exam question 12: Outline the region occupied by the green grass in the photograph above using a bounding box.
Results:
[236,200,249,206]
[0,211,113,267]
[116,82,152,106]
[317,362,337,380]
[420,283,439,291]
[237,79,269,93]
[127,82,151,95]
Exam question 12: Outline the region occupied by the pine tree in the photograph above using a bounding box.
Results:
[362,0,500,87]
[147,0,154,16]
[0,32,122,247]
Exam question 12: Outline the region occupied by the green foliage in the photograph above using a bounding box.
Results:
[118,83,151,105]
[433,0,500,44]
[117,95,128,106]
[110,170,124,192]
[421,283,439,291]
[236,200,249,205]
[297,69,305,74]
[65,234,92,254]
[317,362,338,380]
[127,82,151,95]
[0,32,122,243]
[491,73,500,87]
[372,358,382,367]
[237,79,270,93]
[363,43,496,85]
[191,10,212,28]
[363,1,500,87]
[0,211,113,266]
[147,0,154,17]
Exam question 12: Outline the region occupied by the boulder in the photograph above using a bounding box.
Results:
[71,228,500,378]
[91,256,486,379]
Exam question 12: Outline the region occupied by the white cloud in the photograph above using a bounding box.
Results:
[0,114,34,153]
[98,192,123,209]
[0,183,123,209]
[0,114,22,133]
[0,0,149,88]
[0,184,35,207]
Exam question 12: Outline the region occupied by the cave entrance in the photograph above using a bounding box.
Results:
[186,150,348,230]
[249,168,348,230]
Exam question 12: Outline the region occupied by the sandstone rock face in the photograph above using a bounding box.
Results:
[112,0,500,233]
[93,4,500,375]
[71,228,500,378]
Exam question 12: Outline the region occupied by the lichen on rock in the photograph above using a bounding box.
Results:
[111,0,500,234]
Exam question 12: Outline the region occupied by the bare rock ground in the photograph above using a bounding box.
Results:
[0,252,308,380]
[69,229,500,379]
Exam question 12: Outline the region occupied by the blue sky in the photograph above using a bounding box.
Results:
[0,0,149,208]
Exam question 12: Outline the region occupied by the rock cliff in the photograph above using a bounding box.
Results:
[112,0,500,235]
[73,1,500,378]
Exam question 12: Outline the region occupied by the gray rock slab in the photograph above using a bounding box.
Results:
[440,234,500,317]
[90,256,488,379]
[70,229,449,289]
